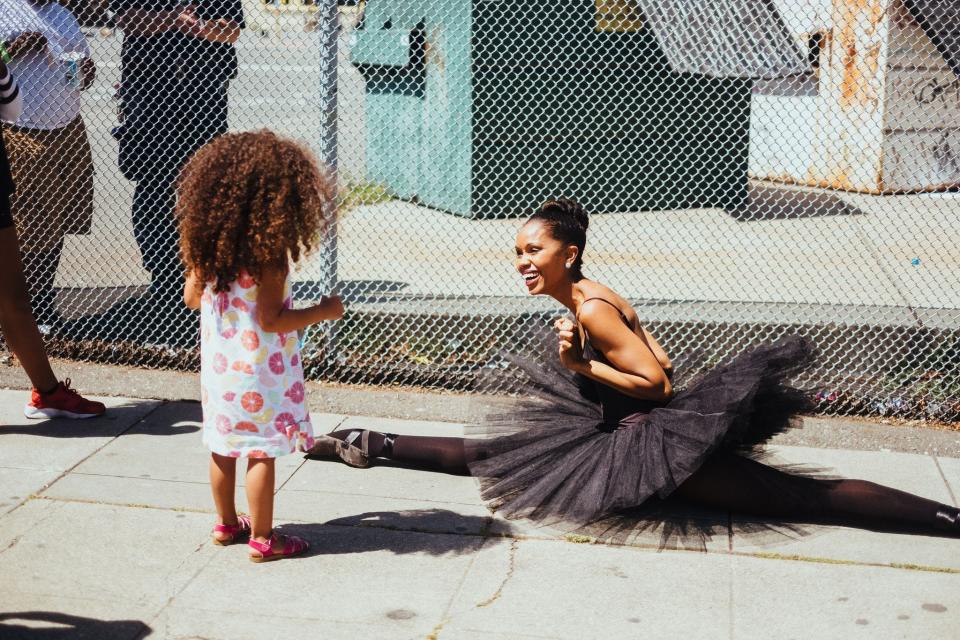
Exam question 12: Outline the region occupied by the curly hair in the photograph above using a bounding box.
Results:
[177,130,335,293]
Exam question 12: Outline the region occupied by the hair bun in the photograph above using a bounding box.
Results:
[543,198,589,231]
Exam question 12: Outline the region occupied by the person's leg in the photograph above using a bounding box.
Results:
[2,125,64,327]
[20,238,63,328]
[0,222,105,418]
[245,456,309,559]
[326,429,474,474]
[210,452,240,543]
[673,453,960,535]
[24,119,93,328]
[131,174,181,300]
[245,457,276,542]
[0,226,57,392]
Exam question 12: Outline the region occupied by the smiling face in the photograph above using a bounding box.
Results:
[514,220,578,296]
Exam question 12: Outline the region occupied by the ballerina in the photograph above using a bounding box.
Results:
[308,198,960,538]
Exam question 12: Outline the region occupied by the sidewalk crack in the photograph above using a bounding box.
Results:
[475,538,518,608]
[0,534,22,555]
[851,224,923,326]
[427,520,493,639]
[276,459,308,493]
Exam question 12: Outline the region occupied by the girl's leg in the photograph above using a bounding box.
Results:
[246,456,310,560]
[0,226,57,392]
[245,457,276,543]
[674,453,960,535]
[209,453,239,542]
[327,429,473,474]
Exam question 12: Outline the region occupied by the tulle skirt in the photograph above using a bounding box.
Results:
[467,336,814,529]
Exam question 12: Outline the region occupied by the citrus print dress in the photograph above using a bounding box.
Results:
[200,272,314,458]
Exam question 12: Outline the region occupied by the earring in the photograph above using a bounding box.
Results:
[565,263,572,269]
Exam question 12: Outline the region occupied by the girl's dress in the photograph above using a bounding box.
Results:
[468,300,812,528]
[200,272,315,458]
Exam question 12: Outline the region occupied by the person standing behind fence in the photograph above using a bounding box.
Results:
[0,0,96,332]
[0,58,105,419]
[112,0,244,315]
[179,131,343,561]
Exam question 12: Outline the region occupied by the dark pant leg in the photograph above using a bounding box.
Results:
[131,174,181,301]
[132,79,229,302]
[20,237,64,326]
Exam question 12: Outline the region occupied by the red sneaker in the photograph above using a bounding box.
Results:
[24,379,106,419]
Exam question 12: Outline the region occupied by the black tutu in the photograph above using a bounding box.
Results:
[467,335,815,528]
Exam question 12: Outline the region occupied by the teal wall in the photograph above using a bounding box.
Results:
[352,0,751,218]
[417,0,473,215]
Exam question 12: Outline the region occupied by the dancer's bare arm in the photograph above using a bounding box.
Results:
[556,303,672,401]
[639,327,672,379]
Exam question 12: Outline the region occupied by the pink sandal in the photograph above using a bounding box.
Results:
[212,515,252,546]
[248,532,310,563]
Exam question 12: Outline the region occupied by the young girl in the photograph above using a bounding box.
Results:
[179,130,343,562]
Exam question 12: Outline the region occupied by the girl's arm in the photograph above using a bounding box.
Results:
[256,266,344,333]
[183,270,202,309]
[557,302,672,402]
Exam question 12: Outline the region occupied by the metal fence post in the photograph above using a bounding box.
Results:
[317,0,339,369]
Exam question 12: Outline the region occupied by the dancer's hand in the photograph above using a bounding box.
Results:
[554,317,585,371]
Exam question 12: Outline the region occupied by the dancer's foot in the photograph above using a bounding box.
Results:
[934,507,960,535]
[306,430,397,468]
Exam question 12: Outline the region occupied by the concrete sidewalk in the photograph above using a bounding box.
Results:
[1,389,959,639]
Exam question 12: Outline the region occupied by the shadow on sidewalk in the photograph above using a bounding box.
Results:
[579,502,816,552]
[0,611,150,639]
[278,509,514,557]
[0,403,198,438]
[727,183,867,221]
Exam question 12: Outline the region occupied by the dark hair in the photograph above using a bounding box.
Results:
[527,198,589,279]
[177,130,335,293]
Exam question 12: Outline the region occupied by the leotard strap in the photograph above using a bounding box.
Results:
[578,297,631,327]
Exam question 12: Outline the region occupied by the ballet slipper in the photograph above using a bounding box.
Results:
[306,430,371,468]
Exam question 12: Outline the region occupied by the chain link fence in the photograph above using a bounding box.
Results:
[1,0,958,421]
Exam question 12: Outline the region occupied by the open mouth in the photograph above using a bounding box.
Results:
[521,271,541,290]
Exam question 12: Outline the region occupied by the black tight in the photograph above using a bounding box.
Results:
[673,454,951,531]
[327,431,959,533]
[21,238,63,325]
